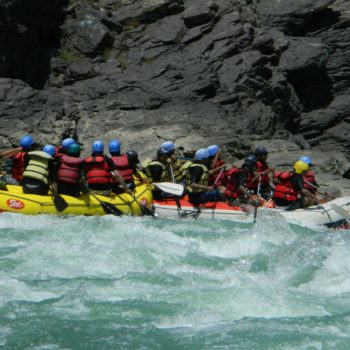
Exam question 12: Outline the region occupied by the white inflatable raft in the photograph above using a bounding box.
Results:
[153,196,350,229]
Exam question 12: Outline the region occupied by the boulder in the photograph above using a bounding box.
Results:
[182,0,217,29]
[279,37,329,73]
[112,0,184,25]
[61,11,114,56]
[256,0,336,35]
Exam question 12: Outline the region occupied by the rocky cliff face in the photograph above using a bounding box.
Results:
[1,0,350,190]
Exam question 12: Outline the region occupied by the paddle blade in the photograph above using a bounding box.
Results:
[100,201,123,216]
[154,182,184,196]
[329,203,350,219]
[130,193,155,217]
[140,204,155,217]
[53,195,68,212]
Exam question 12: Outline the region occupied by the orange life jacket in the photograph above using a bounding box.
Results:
[110,155,134,183]
[273,171,299,202]
[84,156,112,185]
[11,152,27,181]
[57,155,83,185]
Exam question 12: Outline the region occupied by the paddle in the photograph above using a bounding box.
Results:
[153,182,185,196]
[213,168,225,187]
[253,176,261,224]
[169,164,183,216]
[83,185,123,216]
[327,203,350,218]
[50,184,68,212]
[130,192,155,217]
[53,194,68,212]
[304,179,350,219]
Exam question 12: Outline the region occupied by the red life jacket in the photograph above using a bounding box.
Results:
[57,155,84,185]
[11,152,26,181]
[208,159,226,185]
[273,171,299,202]
[84,156,113,185]
[246,161,270,190]
[55,146,64,155]
[256,161,270,185]
[110,154,134,183]
[303,171,317,193]
[274,171,282,180]
[245,173,256,190]
[225,167,244,198]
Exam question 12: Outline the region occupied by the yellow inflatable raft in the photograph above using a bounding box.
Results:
[0,183,153,216]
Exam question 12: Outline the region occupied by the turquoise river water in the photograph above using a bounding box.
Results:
[0,212,350,349]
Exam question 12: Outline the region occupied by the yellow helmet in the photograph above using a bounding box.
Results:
[294,160,309,174]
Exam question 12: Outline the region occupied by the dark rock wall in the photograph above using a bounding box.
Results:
[0,0,350,165]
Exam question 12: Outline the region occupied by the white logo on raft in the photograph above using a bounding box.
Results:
[6,199,25,210]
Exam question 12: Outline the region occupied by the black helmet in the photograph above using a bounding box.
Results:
[243,155,257,170]
[255,146,268,156]
[157,147,171,158]
[126,149,139,163]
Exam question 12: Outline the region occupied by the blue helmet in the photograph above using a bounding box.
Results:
[161,141,175,152]
[255,146,268,156]
[61,138,76,150]
[299,156,313,166]
[19,135,34,149]
[194,148,210,161]
[92,140,104,153]
[207,144,219,157]
[43,144,56,156]
[109,139,121,153]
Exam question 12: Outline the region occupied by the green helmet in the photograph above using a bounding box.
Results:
[67,143,81,156]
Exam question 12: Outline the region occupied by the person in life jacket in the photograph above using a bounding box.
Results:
[0,146,22,186]
[108,140,135,193]
[144,147,173,200]
[82,140,131,196]
[144,148,171,182]
[22,144,56,195]
[55,138,76,157]
[125,150,146,187]
[186,148,226,205]
[247,146,275,199]
[53,143,84,197]
[0,146,22,160]
[225,155,257,203]
[273,160,323,210]
[299,156,319,193]
[8,135,36,185]
[161,140,185,183]
[207,144,227,186]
